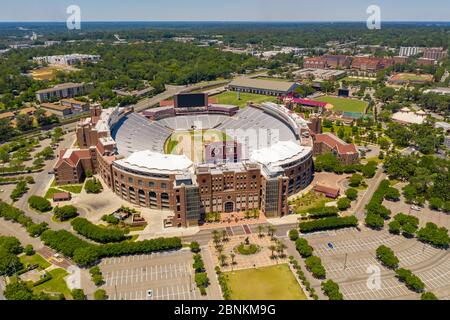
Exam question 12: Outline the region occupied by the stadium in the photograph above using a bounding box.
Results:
[61,93,315,228]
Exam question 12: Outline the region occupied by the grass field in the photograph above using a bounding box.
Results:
[225,264,307,300]
[213,91,278,108]
[315,95,368,113]
[33,268,71,298]
[289,192,333,215]
[59,184,83,194]
[20,254,51,270]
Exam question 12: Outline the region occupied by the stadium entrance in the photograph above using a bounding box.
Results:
[224,202,234,213]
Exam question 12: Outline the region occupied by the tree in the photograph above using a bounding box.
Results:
[195,272,210,289]
[295,238,313,258]
[365,213,384,229]
[376,245,399,269]
[53,205,78,222]
[321,280,344,300]
[345,188,358,201]
[0,248,23,276]
[94,289,108,300]
[24,244,35,256]
[218,254,227,267]
[337,198,352,211]
[190,241,201,253]
[15,114,33,132]
[268,245,277,259]
[428,197,444,211]
[384,187,400,201]
[257,225,264,238]
[84,178,103,194]
[71,289,87,300]
[305,256,326,279]
[349,174,364,187]
[4,281,35,300]
[289,229,299,241]
[28,196,52,212]
[417,223,449,248]
[421,292,438,300]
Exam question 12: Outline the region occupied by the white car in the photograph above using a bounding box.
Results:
[411,205,421,211]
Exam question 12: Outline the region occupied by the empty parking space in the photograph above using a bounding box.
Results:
[323,256,384,279]
[313,233,404,256]
[341,277,413,300]
[416,258,450,290]
[100,250,200,300]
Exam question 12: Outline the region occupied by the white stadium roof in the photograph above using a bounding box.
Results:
[115,150,194,174]
[250,140,312,168]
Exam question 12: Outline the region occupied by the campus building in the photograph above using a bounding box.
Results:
[55,97,315,228]
[40,99,91,119]
[33,54,100,66]
[351,57,394,72]
[422,47,447,61]
[399,47,423,57]
[35,83,92,103]
[313,133,359,165]
[228,78,299,96]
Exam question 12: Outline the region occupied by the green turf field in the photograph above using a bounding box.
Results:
[224,264,307,300]
[213,91,278,108]
[315,95,368,113]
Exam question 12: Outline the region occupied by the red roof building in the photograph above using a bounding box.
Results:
[313,133,359,165]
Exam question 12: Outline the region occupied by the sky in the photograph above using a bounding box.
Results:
[0,0,450,22]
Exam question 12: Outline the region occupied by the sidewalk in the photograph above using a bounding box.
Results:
[285,240,327,300]
[202,246,224,300]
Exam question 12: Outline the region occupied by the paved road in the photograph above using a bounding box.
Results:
[182,222,297,246]
[13,132,77,232]
[353,167,387,221]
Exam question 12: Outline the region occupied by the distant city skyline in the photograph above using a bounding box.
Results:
[1,0,450,22]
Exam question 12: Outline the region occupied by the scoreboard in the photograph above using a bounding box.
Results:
[174,93,208,108]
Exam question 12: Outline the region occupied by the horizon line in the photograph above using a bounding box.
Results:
[1,20,450,23]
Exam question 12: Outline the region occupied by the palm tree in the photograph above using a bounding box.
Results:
[212,233,221,247]
[230,253,236,270]
[267,225,277,239]
[221,230,228,242]
[276,241,287,259]
[268,245,277,259]
[219,254,228,267]
[257,225,264,238]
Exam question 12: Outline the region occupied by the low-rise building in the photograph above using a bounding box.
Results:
[313,133,359,165]
[228,78,299,96]
[351,57,394,72]
[422,47,447,61]
[392,108,428,125]
[416,58,436,66]
[36,82,90,103]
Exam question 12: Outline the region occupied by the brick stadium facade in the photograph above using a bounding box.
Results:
[54,101,315,228]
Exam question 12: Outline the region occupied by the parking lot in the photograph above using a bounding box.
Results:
[100,250,203,300]
[306,228,450,300]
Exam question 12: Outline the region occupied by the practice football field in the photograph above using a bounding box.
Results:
[315,95,368,113]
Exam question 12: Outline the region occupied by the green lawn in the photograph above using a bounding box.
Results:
[44,187,63,199]
[225,264,307,300]
[58,184,83,194]
[33,268,71,298]
[315,96,368,113]
[212,91,278,108]
[290,192,334,215]
[20,254,51,270]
